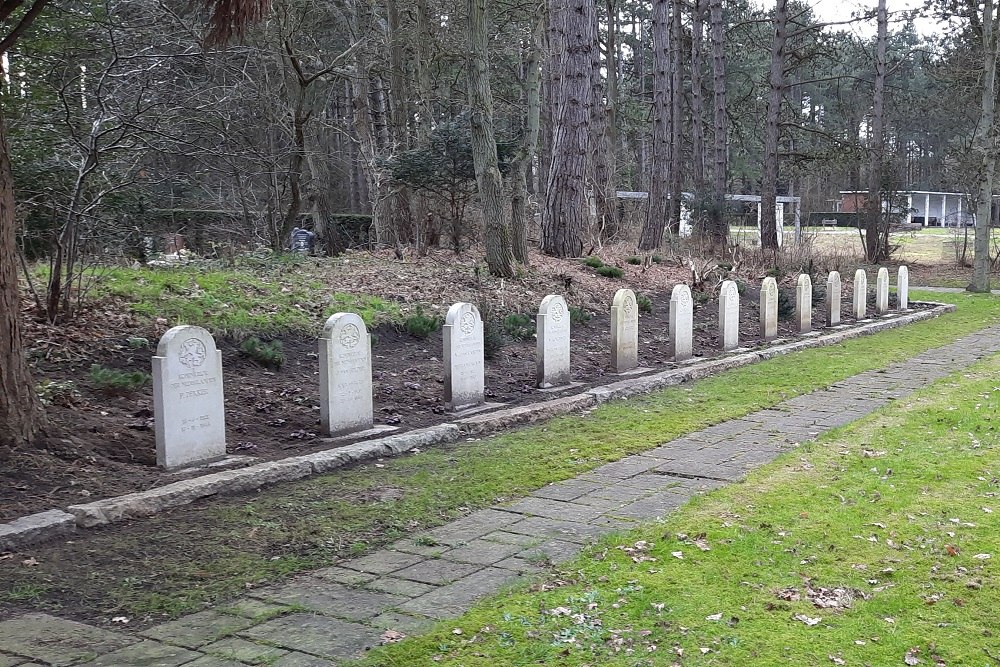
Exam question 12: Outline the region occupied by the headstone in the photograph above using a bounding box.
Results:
[152,325,226,470]
[719,280,740,351]
[897,265,909,310]
[537,295,571,388]
[760,277,778,342]
[826,271,842,326]
[669,284,694,361]
[319,313,373,436]
[796,274,813,333]
[875,267,889,314]
[853,269,868,319]
[289,227,316,254]
[443,302,485,411]
[611,288,639,373]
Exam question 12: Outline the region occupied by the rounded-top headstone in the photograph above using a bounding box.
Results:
[611,288,639,373]
[796,273,813,333]
[897,265,909,310]
[853,269,868,319]
[760,277,778,342]
[875,267,890,314]
[444,302,485,410]
[152,325,226,470]
[670,284,694,360]
[719,280,740,351]
[537,295,571,388]
[826,271,842,327]
[319,312,373,436]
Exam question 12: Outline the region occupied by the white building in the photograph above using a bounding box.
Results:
[839,190,974,226]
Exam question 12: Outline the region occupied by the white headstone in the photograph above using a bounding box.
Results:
[875,267,889,314]
[719,280,740,351]
[897,265,909,310]
[152,325,226,470]
[444,302,485,411]
[669,284,694,361]
[611,288,639,373]
[760,277,778,342]
[796,274,813,333]
[537,295,571,388]
[319,313,373,436]
[826,271,842,327]
[853,269,868,319]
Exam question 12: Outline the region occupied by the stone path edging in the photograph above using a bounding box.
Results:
[0,302,954,549]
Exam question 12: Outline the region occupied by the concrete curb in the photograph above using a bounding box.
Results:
[0,302,955,547]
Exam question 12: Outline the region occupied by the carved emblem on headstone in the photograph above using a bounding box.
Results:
[339,323,361,349]
[623,295,635,317]
[178,338,207,368]
[551,301,566,322]
[460,311,476,334]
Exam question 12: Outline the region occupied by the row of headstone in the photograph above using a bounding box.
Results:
[153,265,911,470]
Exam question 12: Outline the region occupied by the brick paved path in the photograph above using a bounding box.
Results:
[3,325,1000,667]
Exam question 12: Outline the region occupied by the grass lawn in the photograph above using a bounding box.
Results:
[358,342,1000,667]
[4,291,999,624]
[96,262,402,335]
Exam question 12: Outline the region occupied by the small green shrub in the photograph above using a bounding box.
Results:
[694,291,711,305]
[240,337,284,369]
[735,279,749,296]
[127,336,150,349]
[404,308,442,338]
[626,256,642,265]
[569,306,591,326]
[478,302,505,359]
[89,364,152,394]
[651,255,663,264]
[582,256,604,269]
[777,288,795,320]
[502,313,534,340]
[717,262,734,272]
[596,265,625,279]
[636,294,653,313]
[766,267,785,278]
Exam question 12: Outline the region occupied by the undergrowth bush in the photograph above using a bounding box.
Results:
[627,256,642,265]
[404,308,442,338]
[636,294,653,313]
[478,302,505,359]
[582,256,604,269]
[90,364,152,394]
[240,337,284,369]
[503,313,534,340]
[596,265,625,279]
[569,306,591,326]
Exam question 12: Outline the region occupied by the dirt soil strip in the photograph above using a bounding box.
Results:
[0,303,953,552]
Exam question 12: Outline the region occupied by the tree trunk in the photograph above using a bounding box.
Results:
[0,98,43,453]
[511,5,544,265]
[668,0,683,233]
[864,0,888,262]
[761,0,788,250]
[590,1,616,240]
[691,0,706,200]
[468,0,516,277]
[541,0,592,257]
[709,0,728,242]
[639,0,671,250]
[972,0,998,292]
